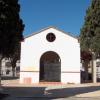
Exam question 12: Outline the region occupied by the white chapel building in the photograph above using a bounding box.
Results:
[20,27,80,84]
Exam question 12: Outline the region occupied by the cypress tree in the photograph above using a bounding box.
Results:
[80,0,100,55]
[80,0,100,82]
[0,0,24,85]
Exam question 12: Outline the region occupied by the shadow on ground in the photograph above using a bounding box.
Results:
[1,76,19,80]
[1,86,46,100]
[1,85,100,100]
[47,85,100,98]
[0,92,9,99]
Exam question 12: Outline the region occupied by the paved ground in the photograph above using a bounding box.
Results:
[1,79,100,100]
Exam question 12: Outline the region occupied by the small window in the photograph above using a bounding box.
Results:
[46,33,56,42]
[6,70,10,74]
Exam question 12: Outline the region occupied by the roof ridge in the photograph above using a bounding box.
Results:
[24,26,77,39]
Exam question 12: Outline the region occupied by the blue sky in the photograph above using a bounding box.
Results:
[19,0,90,36]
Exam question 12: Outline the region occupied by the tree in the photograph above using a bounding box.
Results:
[80,0,100,82]
[81,51,92,82]
[0,0,24,85]
[10,43,21,77]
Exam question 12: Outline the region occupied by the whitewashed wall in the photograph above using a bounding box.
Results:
[20,27,80,84]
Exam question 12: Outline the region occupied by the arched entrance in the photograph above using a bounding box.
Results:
[40,51,61,82]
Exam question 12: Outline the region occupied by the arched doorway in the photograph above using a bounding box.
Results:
[40,51,61,82]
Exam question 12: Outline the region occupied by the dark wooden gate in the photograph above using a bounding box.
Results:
[40,51,61,82]
[44,62,61,82]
